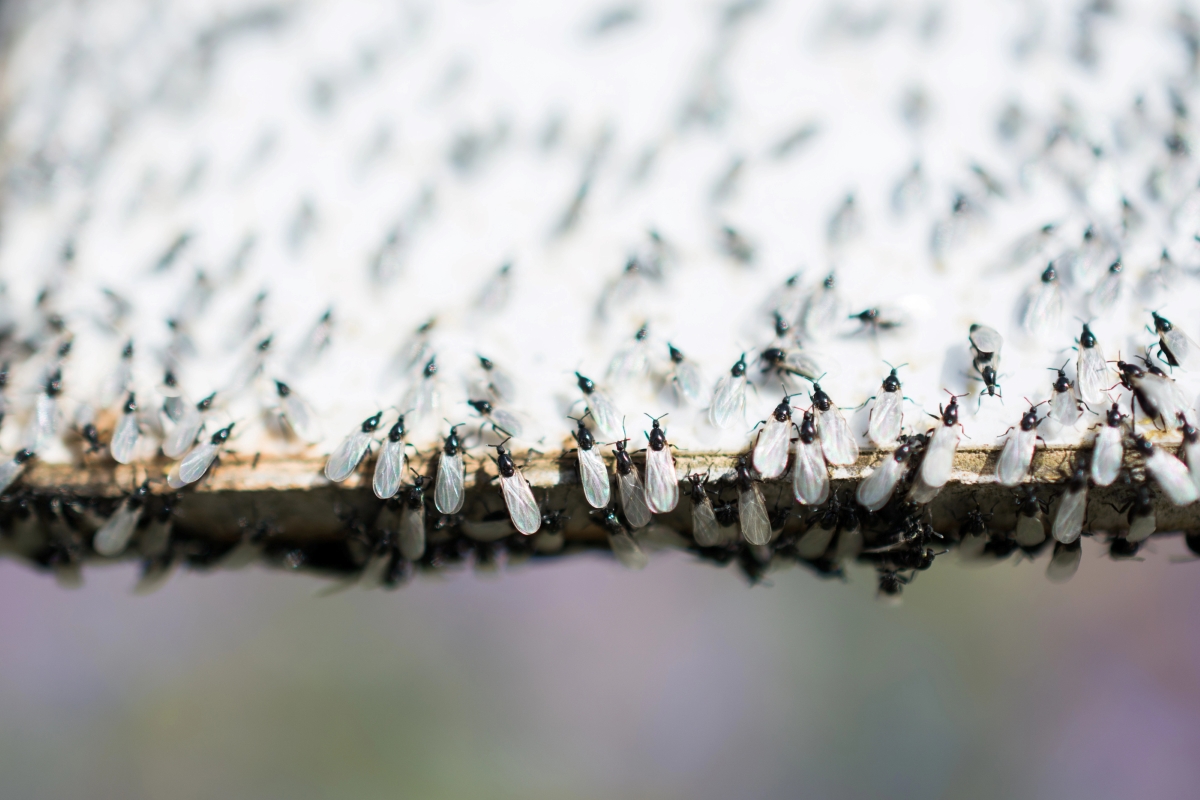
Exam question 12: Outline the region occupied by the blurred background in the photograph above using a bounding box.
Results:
[3,1,1200,797]
[4,545,1200,800]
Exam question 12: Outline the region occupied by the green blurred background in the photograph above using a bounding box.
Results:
[2,541,1199,799]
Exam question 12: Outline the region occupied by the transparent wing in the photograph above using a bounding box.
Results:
[708,374,747,429]
[692,497,721,547]
[24,394,57,451]
[586,390,624,442]
[1090,428,1122,487]
[1148,450,1200,506]
[489,406,524,438]
[578,447,611,509]
[372,440,405,500]
[1049,390,1080,426]
[908,472,941,504]
[1076,346,1110,406]
[1128,513,1156,543]
[401,378,440,427]
[607,343,650,385]
[1014,514,1046,547]
[671,360,703,406]
[802,286,841,340]
[1087,273,1121,317]
[795,522,836,560]
[163,406,202,459]
[161,394,186,424]
[969,324,1003,355]
[0,457,25,494]
[1022,282,1062,337]
[856,457,903,512]
[399,505,426,561]
[817,407,859,465]
[618,469,652,529]
[101,360,133,409]
[281,391,322,443]
[109,413,140,465]
[608,531,648,570]
[169,442,219,488]
[356,548,392,590]
[1046,543,1082,582]
[920,425,959,488]
[784,350,821,380]
[324,430,371,483]
[374,503,400,534]
[996,428,1035,487]
[835,527,864,561]
[752,418,791,479]
[644,446,679,513]
[500,473,542,534]
[1165,328,1200,371]
[434,451,465,514]
[1051,488,1087,544]
[792,440,829,505]
[93,500,141,557]
[134,554,178,595]
[487,367,516,402]
[1186,442,1200,491]
[739,484,772,545]
[1137,374,1188,423]
[867,392,903,447]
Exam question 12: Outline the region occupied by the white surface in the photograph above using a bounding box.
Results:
[0,0,1199,466]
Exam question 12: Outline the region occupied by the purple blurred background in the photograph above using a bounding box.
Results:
[3,544,1200,799]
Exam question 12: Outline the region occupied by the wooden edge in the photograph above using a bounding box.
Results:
[14,444,1103,494]
[1,445,1195,586]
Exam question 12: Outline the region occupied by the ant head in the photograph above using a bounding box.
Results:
[1077,320,1097,346]
[575,371,595,393]
[772,310,790,336]
[488,436,513,455]
[214,421,237,439]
